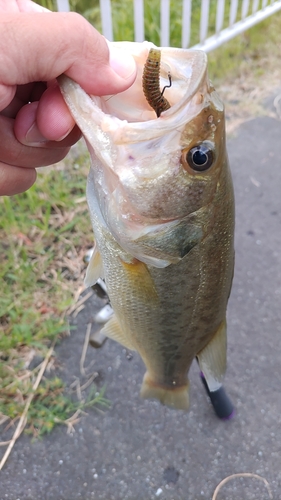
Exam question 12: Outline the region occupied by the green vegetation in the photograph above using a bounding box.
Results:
[0,149,90,354]
[208,13,281,83]
[0,148,109,439]
[35,0,230,46]
[35,0,281,83]
[1,372,109,438]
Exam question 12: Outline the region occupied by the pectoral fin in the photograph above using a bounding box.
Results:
[84,244,104,288]
[135,220,202,263]
[197,319,227,392]
[100,314,135,351]
[120,258,158,304]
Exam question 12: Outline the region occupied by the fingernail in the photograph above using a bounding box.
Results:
[24,123,47,146]
[54,128,73,142]
[109,46,136,80]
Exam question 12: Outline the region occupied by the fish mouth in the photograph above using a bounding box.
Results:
[59,43,208,144]
[101,42,208,124]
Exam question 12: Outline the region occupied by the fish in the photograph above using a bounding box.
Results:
[59,42,235,411]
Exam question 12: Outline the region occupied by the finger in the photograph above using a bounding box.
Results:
[0,12,136,110]
[0,0,20,11]
[36,85,76,141]
[2,82,50,119]
[0,0,49,12]
[14,90,79,144]
[1,115,75,168]
[16,0,50,12]
[0,163,36,196]
[1,83,35,118]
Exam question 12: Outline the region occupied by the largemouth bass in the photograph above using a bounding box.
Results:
[59,42,235,411]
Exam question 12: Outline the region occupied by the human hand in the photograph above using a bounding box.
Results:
[0,1,136,195]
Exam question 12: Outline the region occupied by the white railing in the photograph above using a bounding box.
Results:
[56,0,281,52]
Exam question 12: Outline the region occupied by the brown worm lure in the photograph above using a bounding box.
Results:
[142,48,172,118]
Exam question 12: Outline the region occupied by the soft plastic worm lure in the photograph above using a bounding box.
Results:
[142,48,172,117]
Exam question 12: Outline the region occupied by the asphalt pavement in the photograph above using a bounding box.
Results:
[1,99,281,499]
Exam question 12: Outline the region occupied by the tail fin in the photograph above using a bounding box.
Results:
[140,372,189,410]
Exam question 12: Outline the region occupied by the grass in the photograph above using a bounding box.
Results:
[0,148,90,353]
[208,13,281,83]
[1,373,109,439]
[2,0,281,445]
[0,146,110,443]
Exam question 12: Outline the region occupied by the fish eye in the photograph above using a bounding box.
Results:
[182,144,214,172]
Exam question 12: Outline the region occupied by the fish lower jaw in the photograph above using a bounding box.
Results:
[140,372,189,411]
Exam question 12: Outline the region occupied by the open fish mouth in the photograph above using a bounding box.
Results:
[58,42,209,143]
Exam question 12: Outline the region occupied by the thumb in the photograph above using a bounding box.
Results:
[0,12,136,110]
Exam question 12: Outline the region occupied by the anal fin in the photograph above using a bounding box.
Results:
[140,372,189,410]
[197,319,227,392]
[100,314,135,351]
